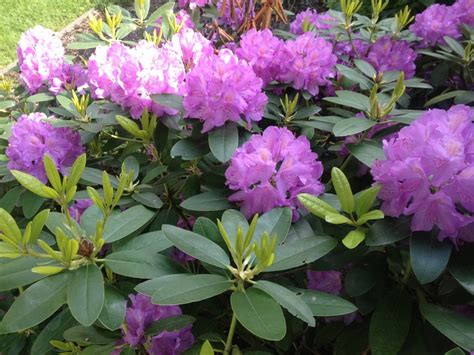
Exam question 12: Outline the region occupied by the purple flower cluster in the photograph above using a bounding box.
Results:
[170,28,214,70]
[364,36,417,79]
[410,4,461,46]
[290,8,336,35]
[235,29,286,87]
[453,0,474,27]
[178,0,209,9]
[118,294,193,354]
[6,113,84,183]
[184,49,267,132]
[371,105,474,243]
[279,33,337,96]
[225,126,324,220]
[88,41,185,119]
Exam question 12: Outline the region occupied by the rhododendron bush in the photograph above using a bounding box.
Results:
[1,0,474,353]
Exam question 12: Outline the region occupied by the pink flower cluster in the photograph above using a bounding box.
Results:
[6,113,84,183]
[371,105,474,243]
[280,32,337,96]
[178,0,210,9]
[17,25,87,94]
[183,49,267,132]
[364,36,417,79]
[235,29,286,86]
[453,0,474,27]
[225,126,324,220]
[170,28,214,70]
[290,8,336,35]
[88,41,185,119]
[410,3,462,46]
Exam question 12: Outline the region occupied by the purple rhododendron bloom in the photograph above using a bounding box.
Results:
[119,294,193,354]
[170,28,214,70]
[6,113,84,183]
[226,126,324,220]
[290,8,336,35]
[453,0,474,27]
[280,33,337,96]
[17,26,65,93]
[364,36,417,79]
[371,105,474,243]
[68,199,93,222]
[184,49,267,132]
[410,4,461,46]
[235,29,286,86]
[178,0,209,9]
[88,41,185,119]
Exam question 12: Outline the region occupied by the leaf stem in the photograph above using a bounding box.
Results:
[223,313,238,355]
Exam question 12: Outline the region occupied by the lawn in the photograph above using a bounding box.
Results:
[0,0,99,68]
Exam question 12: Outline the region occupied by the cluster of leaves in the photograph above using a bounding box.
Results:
[0,0,473,354]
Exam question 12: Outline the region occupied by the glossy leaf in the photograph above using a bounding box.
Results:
[297,289,358,316]
[208,122,239,163]
[103,205,155,242]
[180,191,232,212]
[98,286,127,331]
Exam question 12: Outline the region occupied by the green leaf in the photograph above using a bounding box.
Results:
[0,257,46,292]
[43,155,62,192]
[1,273,69,333]
[98,286,126,331]
[254,280,315,326]
[231,288,286,341]
[221,209,249,244]
[145,315,195,336]
[132,192,163,209]
[193,217,223,247]
[366,217,411,246]
[265,236,337,272]
[30,309,76,355]
[347,141,385,167]
[445,348,466,355]
[443,36,465,57]
[21,191,45,220]
[208,122,238,163]
[180,191,232,212]
[253,207,292,244]
[0,100,16,110]
[152,274,232,305]
[354,59,376,78]
[297,193,339,219]
[200,340,215,355]
[324,91,370,111]
[333,118,377,137]
[104,251,179,279]
[63,325,118,346]
[170,139,209,160]
[345,265,378,297]
[410,233,452,284]
[145,1,175,26]
[0,186,21,213]
[449,259,474,295]
[57,95,79,116]
[103,205,155,242]
[81,167,119,187]
[342,229,366,249]
[354,185,381,218]
[151,94,184,112]
[369,290,412,355]
[67,41,106,50]
[331,167,354,214]
[67,265,104,326]
[356,210,384,225]
[116,115,142,137]
[10,170,59,199]
[297,289,358,316]
[0,208,22,242]
[115,231,173,253]
[46,212,81,238]
[26,93,54,103]
[420,303,474,352]
[325,212,353,225]
[162,225,230,268]
[66,154,87,191]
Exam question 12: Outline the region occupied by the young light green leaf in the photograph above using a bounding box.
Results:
[43,155,62,192]
[66,154,87,191]
[354,185,381,218]
[356,210,384,225]
[342,229,366,249]
[11,170,60,199]
[331,168,354,214]
[325,212,353,225]
[297,193,339,219]
[116,115,142,137]
[0,208,22,243]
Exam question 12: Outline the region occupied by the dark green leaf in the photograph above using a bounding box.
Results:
[410,233,452,284]
[98,286,126,331]
[63,325,118,346]
[2,273,69,333]
[254,207,292,244]
[132,191,163,209]
[333,118,377,137]
[208,122,238,163]
[0,257,46,292]
[265,236,337,272]
[151,94,184,112]
[115,231,173,253]
[420,303,474,352]
[297,289,358,316]
[146,315,195,336]
[449,260,474,295]
[369,290,412,355]
[347,141,385,167]
[67,265,104,326]
[152,274,232,305]
[162,225,230,268]
[231,288,286,341]
[30,310,76,355]
[366,217,411,246]
[180,191,232,212]
[103,205,155,242]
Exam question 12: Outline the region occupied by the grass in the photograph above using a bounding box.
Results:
[0,0,129,69]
